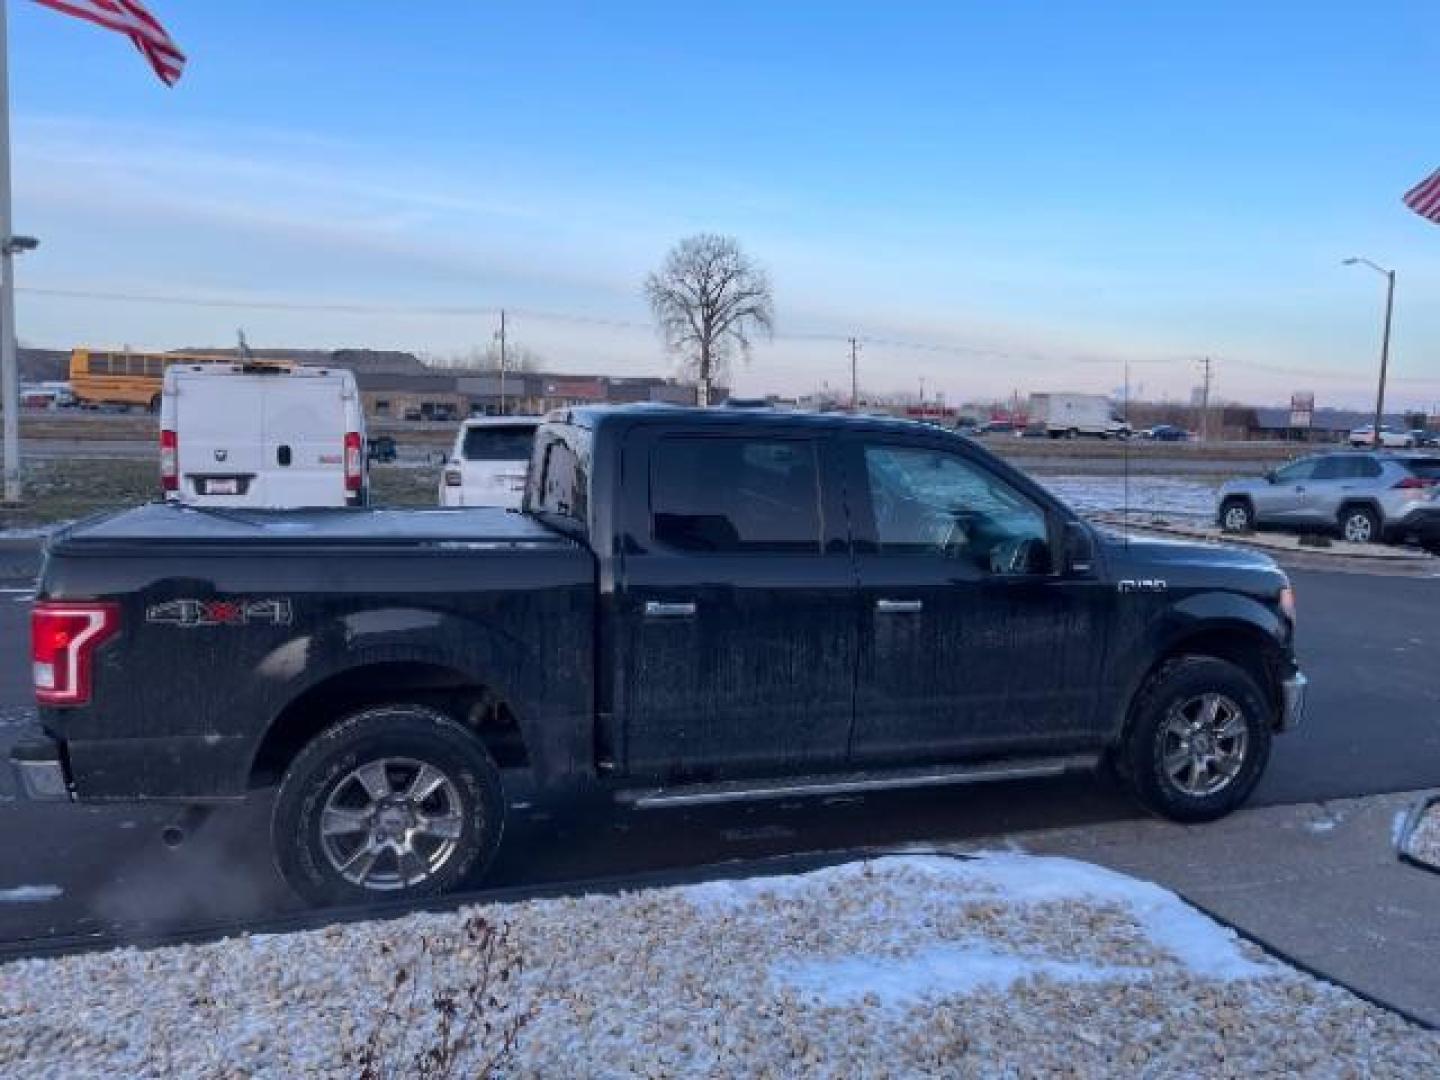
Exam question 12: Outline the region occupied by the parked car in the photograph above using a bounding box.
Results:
[1217,451,1440,546]
[438,417,541,508]
[367,435,397,463]
[1348,425,1415,449]
[1143,425,1191,442]
[14,406,1303,906]
[160,361,367,508]
[973,420,1016,436]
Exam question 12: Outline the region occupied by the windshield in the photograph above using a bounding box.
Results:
[461,425,537,462]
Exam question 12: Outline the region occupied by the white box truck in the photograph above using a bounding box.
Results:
[160,362,367,507]
[1029,393,1131,439]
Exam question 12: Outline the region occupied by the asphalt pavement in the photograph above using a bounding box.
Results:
[1,566,1437,950]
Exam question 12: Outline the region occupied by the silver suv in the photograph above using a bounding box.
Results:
[1217,452,1440,545]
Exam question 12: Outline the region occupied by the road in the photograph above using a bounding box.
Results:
[1,566,1437,950]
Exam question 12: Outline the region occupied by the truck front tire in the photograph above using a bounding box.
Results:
[272,705,505,907]
[1117,657,1271,823]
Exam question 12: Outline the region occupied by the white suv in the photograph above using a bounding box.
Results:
[438,417,540,508]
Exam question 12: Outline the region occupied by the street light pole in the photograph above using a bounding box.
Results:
[1344,257,1396,446]
[0,0,19,504]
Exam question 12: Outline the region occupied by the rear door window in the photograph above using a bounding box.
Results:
[1401,458,1440,481]
[463,425,537,461]
[650,436,822,553]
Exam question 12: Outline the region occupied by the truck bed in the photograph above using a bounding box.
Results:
[53,502,573,551]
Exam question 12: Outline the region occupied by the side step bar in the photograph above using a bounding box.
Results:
[617,753,1100,810]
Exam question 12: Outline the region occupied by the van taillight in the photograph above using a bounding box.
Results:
[444,467,462,487]
[160,429,178,492]
[344,432,363,492]
[32,602,120,706]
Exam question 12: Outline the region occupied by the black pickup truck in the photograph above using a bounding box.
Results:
[14,406,1305,905]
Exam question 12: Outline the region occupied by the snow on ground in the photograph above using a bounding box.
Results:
[2,854,1436,1077]
[1041,474,1219,521]
[1405,802,1440,869]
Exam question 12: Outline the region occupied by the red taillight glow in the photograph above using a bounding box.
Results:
[32,602,120,706]
[160,429,178,492]
[1394,476,1437,490]
[344,432,363,492]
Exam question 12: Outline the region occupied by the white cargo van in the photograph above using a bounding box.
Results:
[438,417,540,508]
[160,362,367,507]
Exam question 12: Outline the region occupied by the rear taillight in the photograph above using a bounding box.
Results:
[344,432,363,492]
[444,468,462,487]
[1393,476,1437,489]
[160,429,178,492]
[32,602,120,706]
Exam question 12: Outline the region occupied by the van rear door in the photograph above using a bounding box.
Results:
[263,374,351,506]
[173,371,270,503]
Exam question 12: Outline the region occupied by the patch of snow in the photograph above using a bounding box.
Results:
[0,884,62,904]
[778,944,1139,1008]
[1041,474,1218,520]
[1307,819,1338,834]
[2,854,1436,1076]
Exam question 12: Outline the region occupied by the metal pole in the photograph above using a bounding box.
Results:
[849,337,859,412]
[497,308,507,416]
[0,0,20,504]
[1372,270,1395,444]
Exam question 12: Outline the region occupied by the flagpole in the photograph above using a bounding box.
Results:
[0,0,20,504]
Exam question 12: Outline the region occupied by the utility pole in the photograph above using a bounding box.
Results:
[848,337,860,412]
[1372,270,1395,444]
[1343,258,1396,446]
[918,377,925,416]
[1198,356,1213,442]
[496,308,507,417]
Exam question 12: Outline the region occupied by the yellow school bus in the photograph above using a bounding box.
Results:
[68,349,235,411]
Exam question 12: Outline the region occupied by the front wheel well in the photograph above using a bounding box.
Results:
[249,661,528,789]
[1125,627,1283,736]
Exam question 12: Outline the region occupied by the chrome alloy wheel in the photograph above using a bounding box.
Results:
[1160,693,1250,797]
[318,757,465,890]
[1342,513,1374,543]
[1222,504,1251,532]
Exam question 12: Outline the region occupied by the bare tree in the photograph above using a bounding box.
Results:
[645,234,774,405]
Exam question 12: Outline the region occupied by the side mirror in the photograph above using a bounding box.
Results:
[1264,471,1277,484]
[1063,520,1095,576]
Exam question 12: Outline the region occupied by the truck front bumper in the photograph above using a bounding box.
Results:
[8,730,72,801]
[1279,671,1307,732]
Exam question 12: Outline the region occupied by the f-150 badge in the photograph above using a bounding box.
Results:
[146,598,293,627]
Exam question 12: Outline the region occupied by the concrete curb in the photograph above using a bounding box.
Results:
[1398,795,1440,876]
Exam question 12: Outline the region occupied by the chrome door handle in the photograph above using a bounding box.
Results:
[875,599,923,614]
[645,600,697,619]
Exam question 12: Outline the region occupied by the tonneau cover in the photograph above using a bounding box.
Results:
[54,502,574,549]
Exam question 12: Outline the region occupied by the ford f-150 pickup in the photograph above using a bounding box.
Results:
[13,406,1305,905]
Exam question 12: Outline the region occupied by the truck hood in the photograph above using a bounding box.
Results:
[1099,532,1287,592]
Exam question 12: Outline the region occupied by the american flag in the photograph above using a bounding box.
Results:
[1403,167,1440,225]
[29,0,185,86]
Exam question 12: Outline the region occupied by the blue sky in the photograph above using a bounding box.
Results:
[9,1,1440,406]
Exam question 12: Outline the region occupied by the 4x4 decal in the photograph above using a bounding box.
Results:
[145,598,293,627]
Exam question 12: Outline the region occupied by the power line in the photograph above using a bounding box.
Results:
[19,283,1440,389]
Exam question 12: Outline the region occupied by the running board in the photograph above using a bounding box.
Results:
[618,754,1100,810]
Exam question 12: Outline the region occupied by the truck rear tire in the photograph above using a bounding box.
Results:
[1116,657,1271,823]
[272,705,505,907]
